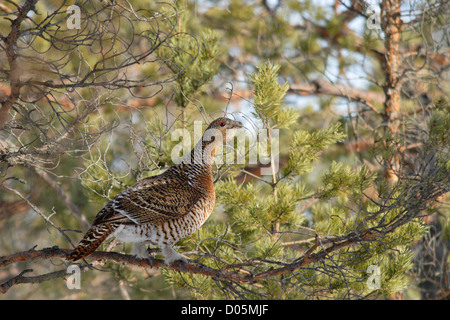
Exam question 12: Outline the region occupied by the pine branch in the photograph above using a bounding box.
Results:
[2,165,446,295]
[0,226,408,294]
[289,80,385,111]
[0,231,373,294]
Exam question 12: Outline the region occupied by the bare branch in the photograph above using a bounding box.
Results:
[0,0,38,129]
[32,166,90,230]
[289,79,385,110]
[0,229,378,293]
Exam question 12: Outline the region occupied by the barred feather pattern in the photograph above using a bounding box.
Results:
[67,117,242,264]
[113,192,215,246]
[68,223,119,261]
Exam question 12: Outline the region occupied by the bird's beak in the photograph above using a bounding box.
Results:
[232,120,243,129]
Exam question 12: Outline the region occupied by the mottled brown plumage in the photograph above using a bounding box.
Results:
[68,117,243,264]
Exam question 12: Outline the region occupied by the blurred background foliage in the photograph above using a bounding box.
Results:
[0,0,448,299]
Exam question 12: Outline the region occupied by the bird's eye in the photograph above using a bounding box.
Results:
[219,121,226,127]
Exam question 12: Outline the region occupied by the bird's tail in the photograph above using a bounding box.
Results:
[67,223,118,261]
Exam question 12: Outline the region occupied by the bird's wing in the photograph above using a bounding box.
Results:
[92,172,202,225]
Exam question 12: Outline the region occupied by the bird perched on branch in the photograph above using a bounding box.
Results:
[68,117,243,265]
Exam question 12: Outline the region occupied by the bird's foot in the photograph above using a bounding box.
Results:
[133,242,154,267]
[161,245,189,266]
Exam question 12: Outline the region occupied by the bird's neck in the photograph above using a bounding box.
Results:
[181,137,220,167]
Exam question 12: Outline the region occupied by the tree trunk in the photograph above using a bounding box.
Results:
[381,0,403,182]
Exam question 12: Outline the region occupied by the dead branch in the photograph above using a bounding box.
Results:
[289,79,385,110]
[0,0,38,130]
[0,228,379,294]
[32,167,90,230]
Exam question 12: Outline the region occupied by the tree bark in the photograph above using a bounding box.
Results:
[0,0,38,129]
[381,0,403,182]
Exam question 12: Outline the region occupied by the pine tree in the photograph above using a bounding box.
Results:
[163,61,444,299]
[1,0,448,300]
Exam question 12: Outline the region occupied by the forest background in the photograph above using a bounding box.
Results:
[0,0,448,299]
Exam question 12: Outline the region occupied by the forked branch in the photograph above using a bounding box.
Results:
[0,228,380,294]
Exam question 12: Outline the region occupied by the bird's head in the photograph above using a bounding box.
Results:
[182,117,244,166]
[189,117,243,165]
[204,117,243,143]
